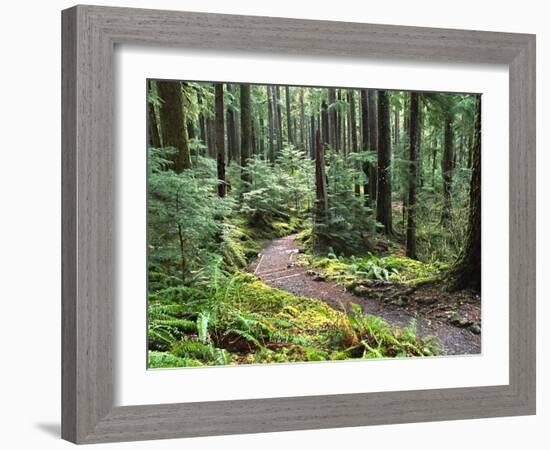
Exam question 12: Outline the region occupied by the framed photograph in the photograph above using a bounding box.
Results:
[62,5,536,444]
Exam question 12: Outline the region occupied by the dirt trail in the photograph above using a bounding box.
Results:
[250,235,480,356]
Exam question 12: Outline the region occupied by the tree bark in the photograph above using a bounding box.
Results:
[348,90,360,196]
[197,89,207,147]
[147,80,161,148]
[376,90,393,234]
[266,85,275,162]
[314,129,328,224]
[156,81,192,172]
[441,111,454,222]
[406,92,420,258]
[328,88,338,151]
[285,86,293,146]
[240,84,252,184]
[215,83,226,197]
[300,89,306,150]
[226,84,238,163]
[274,86,283,152]
[360,90,371,204]
[321,100,329,146]
[310,113,316,159]
[446,96,481,292]
[367,90,378,204]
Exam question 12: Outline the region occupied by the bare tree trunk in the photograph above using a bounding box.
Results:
[321,100,329,146]
[367,90,378,204]
[240,84,252,184]
[215,83,226,197]
[266,85,275,162]
[441,112,454,222]
[376,90,393,234]
[328,88,337,151]
[285,86,293,146]
[259,117,265,158]
[310,113,316,159]
[156,80,192,172]
[226,84,238,163]
[275,86,283,152]
[197,89,207,147]
[300,89,306,150]
[406,92,420,258]
[360,89,370,204]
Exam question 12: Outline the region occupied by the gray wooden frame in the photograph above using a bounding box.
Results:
[62,4,536,444]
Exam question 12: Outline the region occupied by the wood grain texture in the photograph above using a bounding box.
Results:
[61,4,536,444]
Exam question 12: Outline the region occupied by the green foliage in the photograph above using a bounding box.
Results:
[239,146,314,236]
[148,274,441,367]
[311,253,447,286]
[313,150,377,254]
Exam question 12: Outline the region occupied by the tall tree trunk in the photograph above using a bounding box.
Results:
[447,96,481,292]
[226,85,238,163]
[197,90,207,147]
[349,90,360,196]
[156,81,191,172]
[275,86,283,152]
[259,117,265,158]
[328,88,337,150]
[314,129,328,226]
[215,83,226,197]
[310,113,316,159]
[240,84,252,184]
[321,100,329,146]
[394,107,400,146]
[360,89,371,205]
[376,90,393,234]
[266,85,275,162]
[187,122,195,141]
[300,90,306,150]
[147,80,161,148]
[367,90,378,204]
[441,112,454,222]
[207,118,216,159]
[406,92,420,258]
[285,86,293,146]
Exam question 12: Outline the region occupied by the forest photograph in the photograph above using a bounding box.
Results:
[146,79,482,369]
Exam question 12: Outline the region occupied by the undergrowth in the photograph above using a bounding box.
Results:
[148,273,442,368]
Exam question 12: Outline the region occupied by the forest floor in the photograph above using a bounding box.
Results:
[250,235,481,356]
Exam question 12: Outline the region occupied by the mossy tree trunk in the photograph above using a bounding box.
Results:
[348,90,360,196]
[157,81,192,172]
[147,80,161,149]
[406,92,420,259]
[376,90,393,235]
[314,129,328,224]
[446,96,481,292]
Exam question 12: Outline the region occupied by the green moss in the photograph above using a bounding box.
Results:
[148,351,203,368]
[308,254,447,286]
[171,340,212,360]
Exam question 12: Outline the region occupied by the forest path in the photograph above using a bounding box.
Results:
[250,235,480,356]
